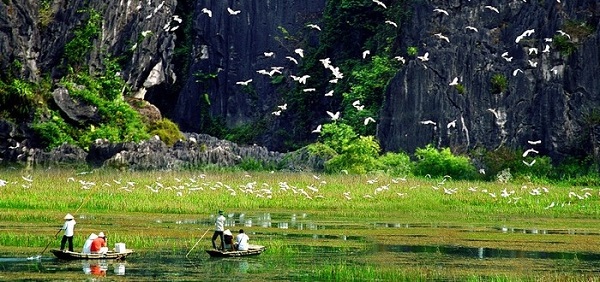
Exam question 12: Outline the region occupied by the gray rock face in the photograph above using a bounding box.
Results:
[377,0,600,160]
[0,0,176,95]
[172,1,326,139]
[52,87,100,123]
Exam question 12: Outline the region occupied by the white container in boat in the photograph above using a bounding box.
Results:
[115,243,126,253]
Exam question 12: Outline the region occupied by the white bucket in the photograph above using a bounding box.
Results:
[115,243,126,253]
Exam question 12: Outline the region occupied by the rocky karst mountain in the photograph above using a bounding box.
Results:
[0,0,598,169]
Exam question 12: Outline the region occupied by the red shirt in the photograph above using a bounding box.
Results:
[90,237,106,252]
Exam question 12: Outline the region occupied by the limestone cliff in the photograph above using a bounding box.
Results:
[377,0,600,160]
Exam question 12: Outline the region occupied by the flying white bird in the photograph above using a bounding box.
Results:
[324,90,334,97]
[141,30,152,37]
[528,140,542,145]
[528,48,538,55]
[327,111,341,121]
[512,69,523,76]
[295,48,304,58]
[465,26,478,32]
[394,56,406,64]
[523,148,539,157]
[372,0,387,9]
[173,15,182,23]
[434,33,449,43]
[385,20,397,28]
[484,5,499,13]
[417,52,429,62]
[264,52,274,57]
[433,8,449,16]
[286,56,298,64]
[303,88,316,92]
[201,8,212,17]
[312,124,322,133]
[291,75,310,84]
[447,120,457,129]
[542,44,551,53]
[236,79,253,86]
[528,60,538,68]
[362,50,370,59]
[420,120,436,125]
[364,117,376,125]
[449,77,459,86]
[307,24,321,31]
[556,30,571,39]
[272,110,281,116]
[278,103,287,110]
[522,159,536,167]
[227,7,241,15]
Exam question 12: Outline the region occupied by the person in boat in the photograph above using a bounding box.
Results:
[82,233,98,254]
[223,229,234,251]
[59,213,76,252]
[235,229,250,251]
[91,232,108,254]
[211,210,226,250]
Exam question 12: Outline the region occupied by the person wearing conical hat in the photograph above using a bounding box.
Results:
[91,232,108,254]
[60,213,76,252]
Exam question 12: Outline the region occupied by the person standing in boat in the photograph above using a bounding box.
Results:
[59,213,76,252]
[211,210,226,250]
[235,229,250,251]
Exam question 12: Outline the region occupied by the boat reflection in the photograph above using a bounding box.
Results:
[81,260,125,276]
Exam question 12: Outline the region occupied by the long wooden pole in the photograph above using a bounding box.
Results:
[186,228,211,258]
[40,193,92,256]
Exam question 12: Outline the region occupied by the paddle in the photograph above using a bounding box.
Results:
[40,193,92,256]
[186,228,211,258]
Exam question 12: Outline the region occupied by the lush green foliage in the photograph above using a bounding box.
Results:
[414,145,478,180]
[378,151,412,176]
[490,73,508,94]
[149,118,184,146]
[64,9,101,69]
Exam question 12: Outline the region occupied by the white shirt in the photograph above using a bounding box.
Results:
[236,233,249,251]
[62,220,76,237]
[215,215,226,231]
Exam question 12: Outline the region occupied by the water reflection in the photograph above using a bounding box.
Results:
[383,244,600,261]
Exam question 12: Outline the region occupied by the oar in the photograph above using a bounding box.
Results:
[186,228,211,258]
[40,193,92,256]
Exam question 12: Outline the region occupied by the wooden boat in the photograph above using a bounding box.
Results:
[50,249,134,260]
[206,244,265,257]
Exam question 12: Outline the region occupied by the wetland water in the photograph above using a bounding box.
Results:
[2,212,600,281]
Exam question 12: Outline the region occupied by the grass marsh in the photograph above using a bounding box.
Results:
[1,168,600,280]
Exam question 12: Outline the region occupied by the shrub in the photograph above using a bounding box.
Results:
[378,151,412,176]
[413,145,477,180]
[325,135,380,174]
[149,118,183,146]
[490,73,508,94]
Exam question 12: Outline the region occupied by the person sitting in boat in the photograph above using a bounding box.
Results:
[82,233,98,254]
[59,213,76,252]
[223,229,234,251]
[91,232,108,254]
[235,229,250,251]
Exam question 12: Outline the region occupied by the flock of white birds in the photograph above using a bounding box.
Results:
[0,170,597,211]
